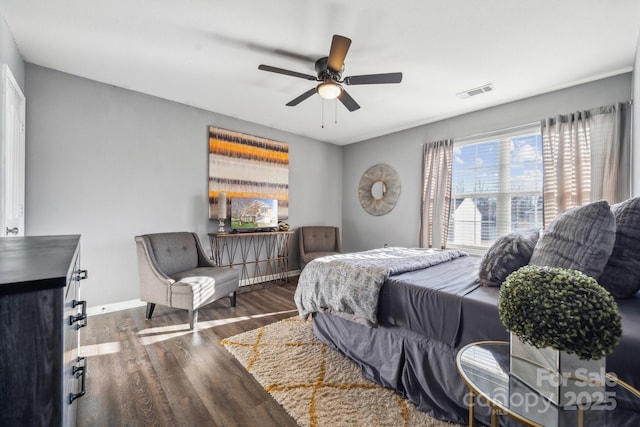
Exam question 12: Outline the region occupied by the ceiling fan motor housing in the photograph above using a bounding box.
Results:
[315,57,343,82]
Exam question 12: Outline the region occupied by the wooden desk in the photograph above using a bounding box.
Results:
[209,231,294,286]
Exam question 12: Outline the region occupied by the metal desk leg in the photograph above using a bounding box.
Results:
[490,406,499,427]
[468,389,475,427]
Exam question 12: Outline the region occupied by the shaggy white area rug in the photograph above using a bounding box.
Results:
[221,317,459,427]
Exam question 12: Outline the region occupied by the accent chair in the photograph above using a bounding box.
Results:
[135,232,239,329]
[299,226,343,270]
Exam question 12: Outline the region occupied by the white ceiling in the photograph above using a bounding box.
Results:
[1,0,639,145]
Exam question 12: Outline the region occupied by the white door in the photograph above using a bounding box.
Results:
[1,64,26,237]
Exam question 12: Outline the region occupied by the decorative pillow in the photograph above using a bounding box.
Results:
[598,197,640,298]
[529,200,616,279]
[478,228,541,287]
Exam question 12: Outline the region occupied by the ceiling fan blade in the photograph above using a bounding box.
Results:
[345,72,403,85]
[327,35,352,73]
[258,65,317,81]
[338,89,360,112]
[286,88,317,106]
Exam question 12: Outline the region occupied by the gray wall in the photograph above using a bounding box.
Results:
[25,64,342,307]
[0,14,24,92]
[342,73,633,253]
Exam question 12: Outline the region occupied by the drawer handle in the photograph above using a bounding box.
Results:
[74,269,88,281]
[69,356,87,404]
[69,299,88,329]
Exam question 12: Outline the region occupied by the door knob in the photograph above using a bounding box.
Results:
[5,227,19,235]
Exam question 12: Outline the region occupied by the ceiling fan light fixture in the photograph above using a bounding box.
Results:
[317,81,342,99]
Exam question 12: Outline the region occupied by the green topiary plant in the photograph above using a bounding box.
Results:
[498,265,622,360]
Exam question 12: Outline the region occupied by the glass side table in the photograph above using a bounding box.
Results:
[456,341,640,427]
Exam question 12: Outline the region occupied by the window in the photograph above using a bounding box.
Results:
[447,125,543,251]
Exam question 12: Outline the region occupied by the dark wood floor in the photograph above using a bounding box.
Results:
[77,281,300,427]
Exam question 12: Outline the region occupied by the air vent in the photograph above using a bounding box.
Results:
[456,83,495,99]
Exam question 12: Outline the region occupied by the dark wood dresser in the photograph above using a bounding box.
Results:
[0,235,88,426]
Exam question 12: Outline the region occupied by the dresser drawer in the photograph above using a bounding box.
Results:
[63,254,88,426]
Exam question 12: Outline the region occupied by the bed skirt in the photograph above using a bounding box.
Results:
[312,312,493,425]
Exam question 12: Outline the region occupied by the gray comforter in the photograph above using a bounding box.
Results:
[294,247,467,326]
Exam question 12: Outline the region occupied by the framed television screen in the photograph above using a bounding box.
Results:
[230,198,278,231]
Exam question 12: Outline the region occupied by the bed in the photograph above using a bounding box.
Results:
[295,244,640,426]
[296,248,495,424]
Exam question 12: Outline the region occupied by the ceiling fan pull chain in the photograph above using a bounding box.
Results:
[321,98,325,128]
[335,99,338,124]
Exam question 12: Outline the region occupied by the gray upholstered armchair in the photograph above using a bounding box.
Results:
[299,226,343,270]
[135,232,239,330]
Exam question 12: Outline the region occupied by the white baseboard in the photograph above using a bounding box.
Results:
[87,270,300,317]
[87,299,146,317]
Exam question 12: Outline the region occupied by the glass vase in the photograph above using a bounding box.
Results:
[509,333,606,407]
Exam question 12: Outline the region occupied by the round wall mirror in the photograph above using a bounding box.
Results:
[358,164,401,216]
[371,181,386,200]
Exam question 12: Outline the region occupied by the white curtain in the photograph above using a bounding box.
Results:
[589,102,631,202]
[420,139,453,248]
[541,112,591,224]
[541,102,631,225]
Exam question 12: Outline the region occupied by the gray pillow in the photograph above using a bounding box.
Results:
[529,200,616,278]
[598,197,640,298]
[479,229,541,287]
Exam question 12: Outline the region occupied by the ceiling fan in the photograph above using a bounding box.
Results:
[258,35,403,112]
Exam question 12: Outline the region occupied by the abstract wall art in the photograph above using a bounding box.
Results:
[208,126,289,220]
